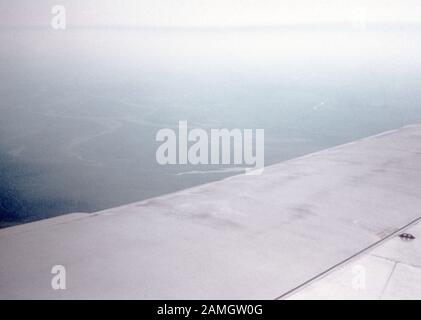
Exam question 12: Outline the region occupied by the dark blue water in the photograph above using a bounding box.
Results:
[1,26,421,227]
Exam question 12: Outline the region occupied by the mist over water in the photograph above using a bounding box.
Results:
[1,26,421,227]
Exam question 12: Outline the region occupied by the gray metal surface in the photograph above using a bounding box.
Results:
[1,124,421,299]
[288,220,421,299]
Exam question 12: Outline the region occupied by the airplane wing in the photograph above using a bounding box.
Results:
[1,124,421,299]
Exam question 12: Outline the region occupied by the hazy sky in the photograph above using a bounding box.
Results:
[1,0,421,27]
